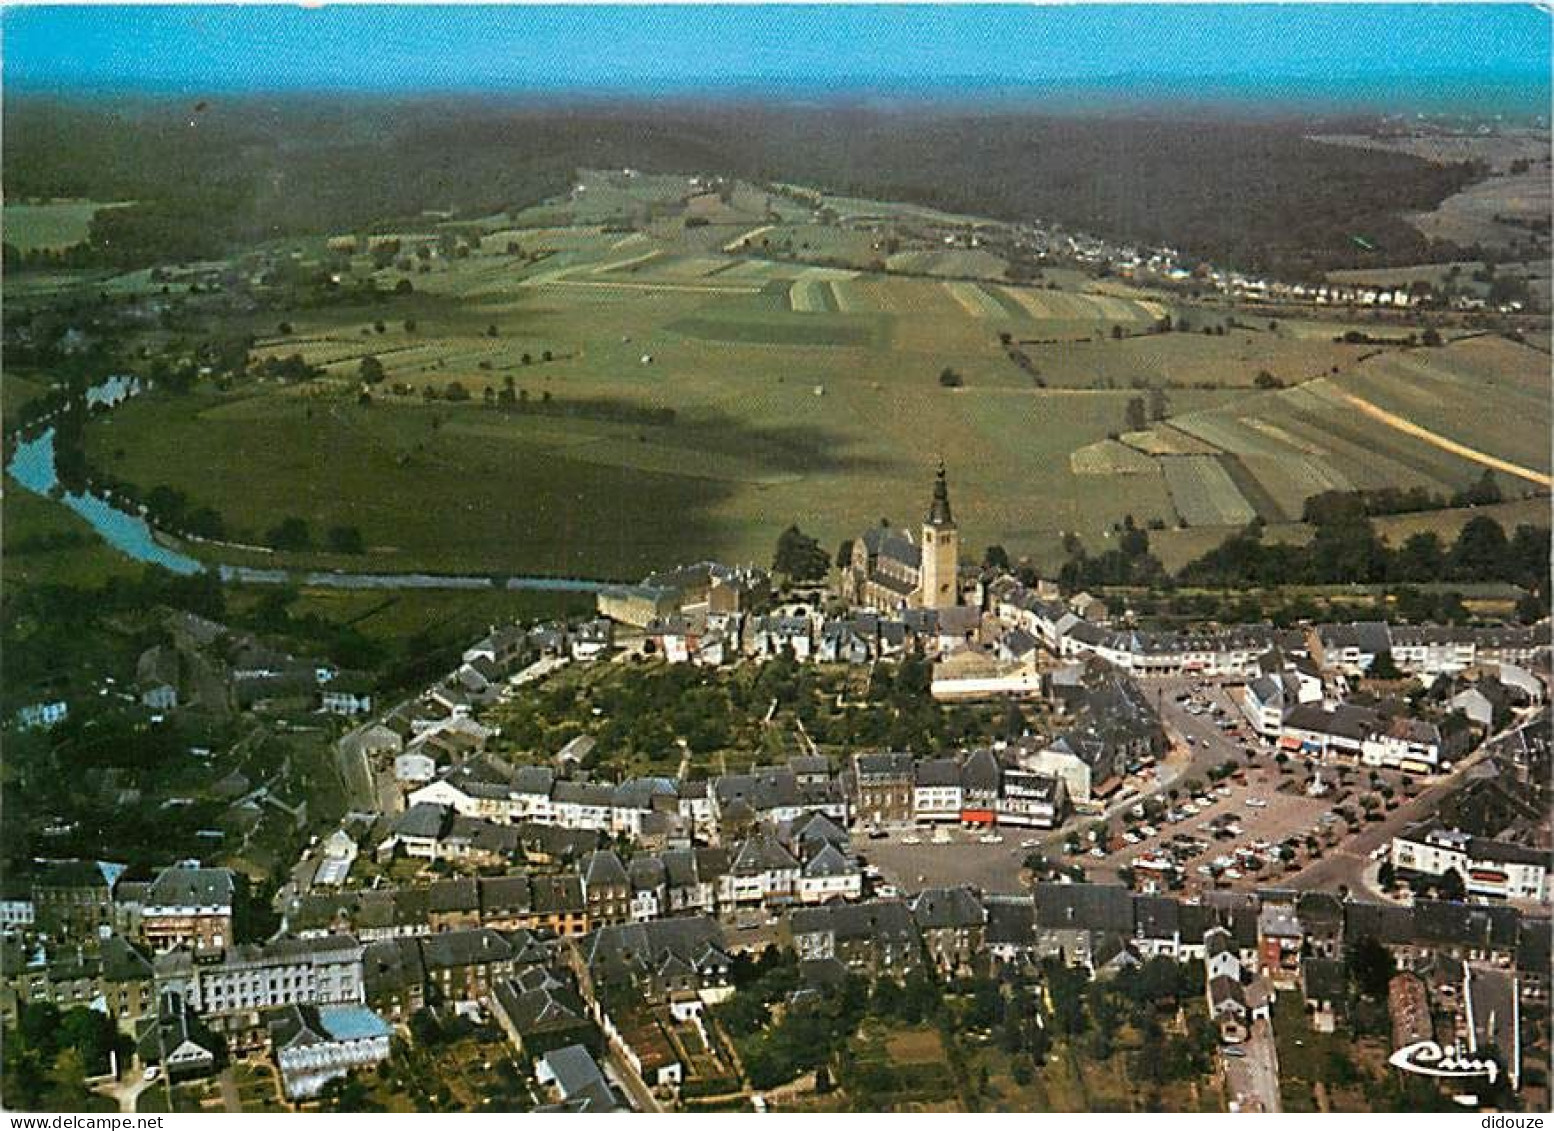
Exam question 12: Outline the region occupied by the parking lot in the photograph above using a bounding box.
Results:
[860,672,1422,900]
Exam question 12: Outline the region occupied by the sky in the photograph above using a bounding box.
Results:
[3,4,1549,114]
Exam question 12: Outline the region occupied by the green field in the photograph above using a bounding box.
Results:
[3,199,130,252]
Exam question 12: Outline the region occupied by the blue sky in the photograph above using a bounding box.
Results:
[4,4,1549,111]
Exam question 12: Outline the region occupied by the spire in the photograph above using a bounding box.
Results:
[926,458,954,526]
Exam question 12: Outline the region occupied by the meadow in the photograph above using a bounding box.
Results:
[2,199,130,252]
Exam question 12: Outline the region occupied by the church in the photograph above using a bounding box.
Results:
[842,461,960,611]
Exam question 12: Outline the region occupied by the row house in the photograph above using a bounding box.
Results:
[575,916,733,1008]
[720,834,801,909]
[420,928,527,1004]
[910,887,986,975]
[580,851,633,927]
[787,899,921,977]
[852,752,916,827]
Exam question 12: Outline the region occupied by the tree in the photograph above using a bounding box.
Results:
[1451,515,1509,580]
[394,278,414,295]
[1124,396,1147,432]
[1368,650,1402,680]
[1147,386,1169,421]
[359,355,386,385]
[326,525,366,554]
[772,525,830,582]
[1346,935,1396,999]
[938,367,964,388]
[983,544,1011,571]
[266,517,312,551]
[834,539,854,569]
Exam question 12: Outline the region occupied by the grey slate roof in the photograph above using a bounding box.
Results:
[911,886,985,930]
[146,863,234,909]
[1034,882,1132,933]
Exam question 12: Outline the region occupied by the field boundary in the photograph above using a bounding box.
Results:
[1325,386,1552,487]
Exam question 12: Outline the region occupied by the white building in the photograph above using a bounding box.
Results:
[1391,824,1550,903]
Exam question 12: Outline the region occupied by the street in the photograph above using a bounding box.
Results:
[1224,1017,1282,1113]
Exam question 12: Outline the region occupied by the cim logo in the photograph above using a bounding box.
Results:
[1388,1040,1499,1084]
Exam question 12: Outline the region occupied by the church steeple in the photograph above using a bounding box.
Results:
[926,458,954,527]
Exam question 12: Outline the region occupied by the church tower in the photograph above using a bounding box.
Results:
[919,459,960,609]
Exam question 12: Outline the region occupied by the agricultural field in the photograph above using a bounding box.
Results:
[2,198,130,252]
[1106,337,1551,532]
[44,172,1549,582]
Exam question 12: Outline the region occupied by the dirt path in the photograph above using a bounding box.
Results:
[1325,387,1552,487]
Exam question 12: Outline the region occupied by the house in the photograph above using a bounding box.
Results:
[580,851,632,927]
[1360,716,1444,773]
[795,844,862,906]
[15,701,68,730]
[857,751,913,832]
[569,619,615,661]
[361,938,427,1020]
[721,834,801,909]
[577,917,732,1006]
[140,863,235,955]
[959,748,1002,826]
[33,859,117,941]
[530,875,589,938]
[787,899,920,977]
[1207,974,1249,1044]
[906,756,960,825]
[269,1003,392,1100]
[319,675,374,717]
[997,769,1066,829]
[1391,822,1551,903]
[137,646,181,710]
[491,967,596,1061]
[910,887,986,975]
[420,928,520,1005]
[313,831,359,888]
[984,895,1037,969]
[1280,702,1380,764]
[535,1044,625,1112]
[1033,882,1133,969]
[1312,622,1393,674]
[136,993,218,1081]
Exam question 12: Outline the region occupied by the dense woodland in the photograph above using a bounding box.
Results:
[4,98,1480,278]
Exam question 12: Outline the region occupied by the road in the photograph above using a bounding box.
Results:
[604,1047,661,1112]
[1224,1018,1282,1113]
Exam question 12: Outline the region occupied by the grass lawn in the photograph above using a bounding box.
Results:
[3,200,131,252]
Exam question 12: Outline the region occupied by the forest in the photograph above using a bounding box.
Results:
[4,97,1479,277]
